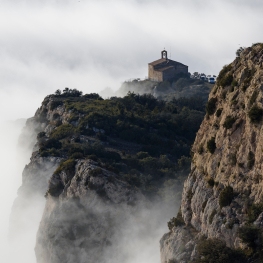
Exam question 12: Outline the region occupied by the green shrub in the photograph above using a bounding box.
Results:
[231,79,238,87]
[54,159,76,175]
[248,105,263,123]
[216,64,234,87]
[236,47,244,57]
[39,90,209,199]
[206,98,217,115]
[207,137,216,154]
[167,209,185,230]
[219,185,234,208]
[37,131,46,139]
[123,173,142,188]
[223,116,236,129]
[248,202,263,223]
[47,174,64,197]
[216,108,223,117]
[238,225,262,249]
[217,64,232,86]
[242,68,256,92]
[220,74,233,87]
[53,113,60,120]
[207,177,215,187]
[247,151,255,169]
[40,138,62,150]
[40,151,49,157]
[83,93,103,100]
[139,156,159,170]
[229,86,234,93]
[136,151,150,159]
[89,168,102,176]
[50,100,63,110]
[67,144,84,156]
[51,124,75,140]
[195,237,246,263]
[70,152,84,159]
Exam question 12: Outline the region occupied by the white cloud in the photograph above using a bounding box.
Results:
[0,0,262,120]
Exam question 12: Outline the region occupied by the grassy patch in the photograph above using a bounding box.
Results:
[51,124,76,140]
[217,64,233,87]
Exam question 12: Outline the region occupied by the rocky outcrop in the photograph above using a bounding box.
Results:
[161,43,263,262]
[36,159,143,263]
[10,80,208,263]
[10,94,148,263]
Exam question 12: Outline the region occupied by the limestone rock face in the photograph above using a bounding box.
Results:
[36,159,144,263]
[160,44,263,262]
[10,94,147,263]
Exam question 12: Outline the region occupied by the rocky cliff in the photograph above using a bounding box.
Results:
[161,44,263,262]
[36,158,144,263]
[10,91,205,262]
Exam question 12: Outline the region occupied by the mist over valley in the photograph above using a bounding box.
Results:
[2,1,263,263]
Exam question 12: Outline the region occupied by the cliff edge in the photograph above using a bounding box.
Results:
[10,90,206,262]
[161,44,263,262]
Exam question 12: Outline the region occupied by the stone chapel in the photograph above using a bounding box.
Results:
[148,50,188,82]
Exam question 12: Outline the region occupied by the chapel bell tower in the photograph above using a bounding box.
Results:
[161,49,168,60]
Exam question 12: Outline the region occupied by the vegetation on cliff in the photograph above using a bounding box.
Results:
[38,90,207,199]
[161,43,263,263]
[117,74,213,102]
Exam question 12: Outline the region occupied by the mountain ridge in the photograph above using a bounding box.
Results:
[161,43,263,263]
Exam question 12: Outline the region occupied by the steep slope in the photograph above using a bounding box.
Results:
[161,43,263,262]
[10,91,207,262]
[36,159,144,263]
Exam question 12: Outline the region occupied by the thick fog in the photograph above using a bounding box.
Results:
[0,120,28,261]
[1,0,263,262]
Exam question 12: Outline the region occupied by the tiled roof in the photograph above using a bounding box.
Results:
[148,58,187,67]
[148,58,168,66]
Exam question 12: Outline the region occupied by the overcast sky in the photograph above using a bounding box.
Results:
[1,0,263,120]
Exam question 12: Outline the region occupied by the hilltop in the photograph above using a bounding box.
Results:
[115,75,213,102]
